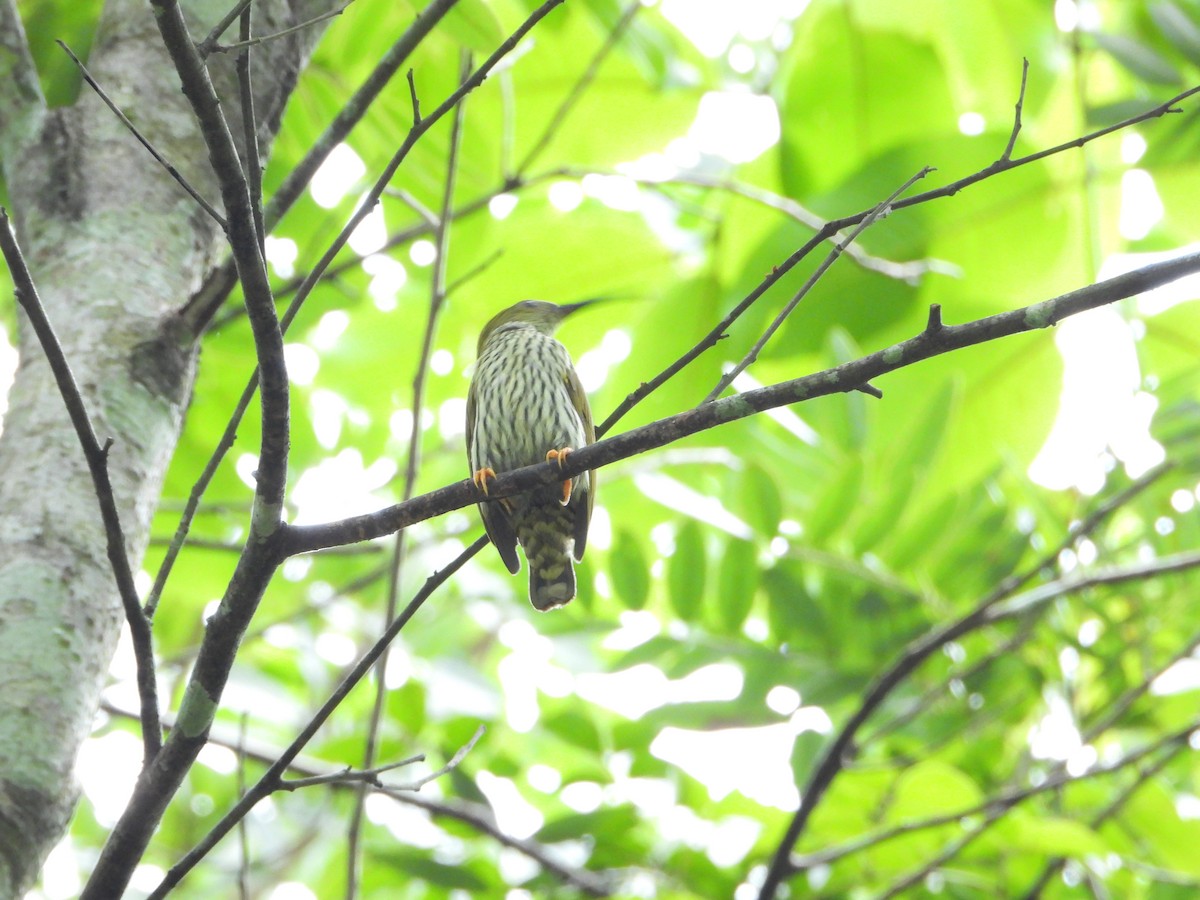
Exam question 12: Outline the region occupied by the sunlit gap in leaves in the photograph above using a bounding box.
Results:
[496,613,831,824]
[264,234,297,278]
[660,0,806,59]
[1028,133,1180,495]
[309,141,365,208]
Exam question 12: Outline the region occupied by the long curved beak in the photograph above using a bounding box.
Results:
[562,294,626,316]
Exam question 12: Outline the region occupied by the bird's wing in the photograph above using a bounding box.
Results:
[467,378,521,574]
[564,365,594,561]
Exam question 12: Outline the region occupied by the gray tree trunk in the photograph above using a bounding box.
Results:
[0,1,330,892]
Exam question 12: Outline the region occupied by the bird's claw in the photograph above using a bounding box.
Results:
[546,448,574,505]
[472,467,497,496]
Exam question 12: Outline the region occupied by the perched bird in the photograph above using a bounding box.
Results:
[466,300,595,610]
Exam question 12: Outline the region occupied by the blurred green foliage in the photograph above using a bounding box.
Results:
[12,0,1200,897]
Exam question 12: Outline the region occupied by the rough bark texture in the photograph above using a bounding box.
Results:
[0,0,329,892]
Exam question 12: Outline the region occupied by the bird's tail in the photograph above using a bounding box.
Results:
[518,504,577,610]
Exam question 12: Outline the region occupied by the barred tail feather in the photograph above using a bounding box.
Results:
[518,502,578,610]
[529,560,575,611]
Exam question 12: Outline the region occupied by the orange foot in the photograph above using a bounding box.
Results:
[472,467,497,495]
[546,448,574,504]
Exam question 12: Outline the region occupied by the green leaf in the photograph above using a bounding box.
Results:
[763,563,821,642]
[610,528,650,609]
[543,708,603,753]
[1151,2,1200,66]
[1093,32,1182,84]
[441,0,505,51]
[667,520,706,620]
[715,538,758,634]
[537,805,640,844]
[737,463,783,537]
[1003,813,1109,859]
[804,457,863,546]
[887,760,983,820]
[376,850,489,890]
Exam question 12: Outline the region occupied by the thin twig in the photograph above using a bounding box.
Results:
[57,40,225,227]
[858,462,1176,746]
[791,717,1199,873]
[282,754,425,790]
[236,712,250,900]
[209,2,355,53]
[282,247,1200,557]
[198,0,253,54]
[863,620,1039,745]
[100,696,608,895]
[144,374,257,617]
[595,79,1200,438]
[146,536,488,898]
[0,209,162,762]
[705,166,932,401]
[515,0,640,175]
[156,1,566,602]
[345,48,471,898]
[1000,58,1030,161]
[1019,741,1190,898]
[445,248,503,295]
[236,7,264,251]
[407,68,421,125]
[886,721,1190,900]
[636,170,943,282]
[1081,627,1200,743]
[755,465,1190,899]
[158,561,392,671]
[186,0,462,331]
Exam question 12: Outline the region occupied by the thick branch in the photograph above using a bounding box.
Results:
[282,247,1200,557]
[147,536,485,897]
[149,0,290,522]
[184,0,463,331]
[596,79,1200,435]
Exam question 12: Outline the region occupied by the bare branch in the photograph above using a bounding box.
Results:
[282,754,426,790]
[83,0,295,888]
[595,78,1200,437]
[634,169,945,282]
[1019,740,1187,897]
[282,246,1200,557]
[407,67,421,125]
[58,40,225,226]
[346,48,472,894]
[101,698,608,895]
[197,0,253,54]
[146,536,487,897]
[790,717,1200,873]
[235,8,264,251]
[148,0,289,518]
[884,716,1193,900]
[209,2,356,54]
[143,375,257,617]
[705,166,932,401]
[184,0,462,330]
[754,469,1198,899]
[1001,57,1031,161]
[515,0,641,175]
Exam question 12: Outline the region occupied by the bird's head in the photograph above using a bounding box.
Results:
[477,299,592,352]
